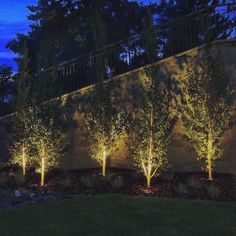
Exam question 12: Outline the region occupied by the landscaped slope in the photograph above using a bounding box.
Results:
[0,194,235,236]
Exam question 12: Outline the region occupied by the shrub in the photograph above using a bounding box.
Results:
[206,184,220,199]
[187,177,202,190]
[0,172,8,187]
[130,171,140,180]
[111,176,124,190]
[61,178,71,188]
[161,171,175,181]
[102,174,113,183]
[174,183,188,197]
[15,174,26,187]
[80,176,94,189]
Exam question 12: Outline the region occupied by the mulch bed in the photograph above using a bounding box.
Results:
[21,168,236,202]
[0,167,235,208]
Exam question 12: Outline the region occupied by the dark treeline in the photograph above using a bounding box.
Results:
[0,0,233,116]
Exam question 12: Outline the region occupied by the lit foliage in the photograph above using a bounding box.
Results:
[126,68,176,187]
[10,142,28,176]
[83,81,123,176]
[181,52,233,180]
[10,106,64,186]
[10,109,35,176]
[29,107,62,186]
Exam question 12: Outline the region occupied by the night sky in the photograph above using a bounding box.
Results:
[0,0,37,70]
[0,0,155,71]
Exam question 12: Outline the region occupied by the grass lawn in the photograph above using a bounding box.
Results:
[0,194,235,236]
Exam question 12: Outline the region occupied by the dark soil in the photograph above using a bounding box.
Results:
[0,167,235,209]
[25,168,236,201]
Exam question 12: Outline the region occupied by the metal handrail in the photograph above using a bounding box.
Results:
[34,2,236,99]
[42,2,236,72]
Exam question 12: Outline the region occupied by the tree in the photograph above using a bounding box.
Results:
[10,109,34,176]
[30,107,62,186]
[7,0,148,102]
[83,80,123,176]
[125,68,176,187]
[0,65,15,116]
[157,0,232,56]
[142,5,159,64]
[181,51,233,180]
[15,44,31,109]
[89,8,107,83]
[9,106,62,182]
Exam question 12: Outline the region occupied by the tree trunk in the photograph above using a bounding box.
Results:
[102,158,106,177]
[207,124,213,181]
[41,166,45,186]
[146,172,151,188]
[147,105,153,188]
[41,157,45,186]
[22,145,26,176]
[102,150,107,176]
[208,156,213,181]
[41,144,45,186]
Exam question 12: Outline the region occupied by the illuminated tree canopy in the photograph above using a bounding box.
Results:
[181,51,233,180]
[30,107,63,186]
[125,68,176,187]
[9,106,63,186]
[83,80,123,176]
[10,109,35,176]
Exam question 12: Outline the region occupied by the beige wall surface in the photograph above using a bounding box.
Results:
[1,40,236,175]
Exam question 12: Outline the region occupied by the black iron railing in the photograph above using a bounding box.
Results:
[37,3,236,98]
